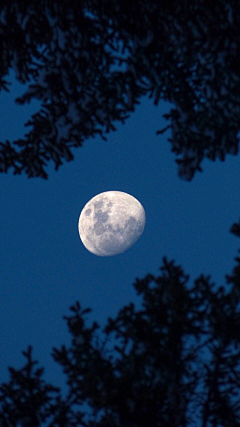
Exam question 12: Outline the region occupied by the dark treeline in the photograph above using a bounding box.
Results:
[1,230,240,426]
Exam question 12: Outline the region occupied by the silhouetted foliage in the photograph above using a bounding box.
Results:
[1,224,240,426]
[0,0,240,179]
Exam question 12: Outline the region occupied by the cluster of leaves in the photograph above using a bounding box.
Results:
[0,0,240,179]
[1,221,240,426]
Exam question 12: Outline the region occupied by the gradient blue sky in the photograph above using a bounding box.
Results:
[1,68,240,396]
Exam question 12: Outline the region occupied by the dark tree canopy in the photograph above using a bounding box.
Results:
[0,0,240,179]
[1,221,240,426]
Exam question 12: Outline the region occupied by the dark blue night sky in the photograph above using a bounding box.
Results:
[1,69,240,394]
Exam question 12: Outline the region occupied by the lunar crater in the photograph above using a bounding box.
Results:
[94,209,109,223]
[94,201,102,208]
[94,222,105,235]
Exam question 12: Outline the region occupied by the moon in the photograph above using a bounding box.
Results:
[78,191,146,256]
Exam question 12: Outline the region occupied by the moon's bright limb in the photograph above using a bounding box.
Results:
[78,191,146,256]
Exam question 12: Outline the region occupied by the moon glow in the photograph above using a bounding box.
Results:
[78,191,146,256]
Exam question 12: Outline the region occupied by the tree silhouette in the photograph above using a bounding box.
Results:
[1,221,240,426]
[0,0,240,179]
[1,1,240,426]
